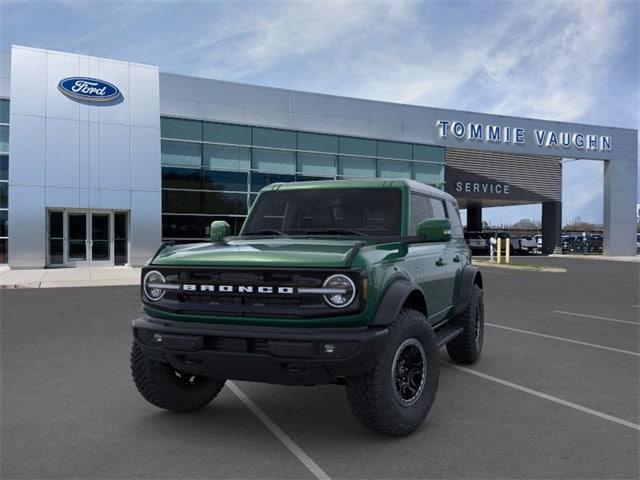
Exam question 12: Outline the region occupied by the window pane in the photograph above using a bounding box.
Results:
[339,137,376,157]
[161,117,201,141]
[0,155,7,181]
[446,201,464,238]
[203,144,250,171]
[297,132,338,153]
[378,159,411,179]
[202,192,247,215]
[48,211,63,238]
[0,238,6,263]
[202,170,247,192]
[338,156,376,178]
[252,148,295,173]
[0,99,9,124]
[203,122,251,145]
[378,141,411,160]
[162,190,202,213]
[161,141,201,167]
[250,172,295,192]
[162,215,209,239]
[413,163,443,185]
[297,152,336,177]
[0,126,8,153]
[413,144,445,163]
[429,198,448,219]
[252,127,296,149]
[0,210,7,237]
[49,239,62,265]
[162,167,202,189]
[410,195,430,234]
[0,182,7,208]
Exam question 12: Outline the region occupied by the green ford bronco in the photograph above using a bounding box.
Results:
[131,179,484,436]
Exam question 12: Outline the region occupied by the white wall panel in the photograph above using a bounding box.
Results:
[98,122,130,190]
[46,186,79,207]
[130,126,160,191]
[9,114,46,186]
[244,85,288,112]
[100,189,131,209]
[130,190,161,265]
[8,185,46,267]
[198,78,244,105]
[46,117,79,188]
[10,47,46,116]
[130,66,160,128]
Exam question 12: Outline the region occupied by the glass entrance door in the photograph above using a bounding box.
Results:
[48,210,129,267]
[67,213,88,265]
[90,213,111,265]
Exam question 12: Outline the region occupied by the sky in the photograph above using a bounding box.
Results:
[1,0,638,226]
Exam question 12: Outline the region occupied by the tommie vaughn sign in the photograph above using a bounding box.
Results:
[436,120,612,152]
[58,77,121,102]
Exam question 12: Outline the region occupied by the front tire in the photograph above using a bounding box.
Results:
[446,283,484,364]
[345,309,439,436]
[130,342,225,413]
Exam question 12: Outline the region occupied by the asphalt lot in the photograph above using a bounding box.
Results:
[1,257,639,479]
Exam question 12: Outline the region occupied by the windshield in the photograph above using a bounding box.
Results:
[242,188,402,237]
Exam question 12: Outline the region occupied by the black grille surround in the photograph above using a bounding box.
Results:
[141,266,366,319]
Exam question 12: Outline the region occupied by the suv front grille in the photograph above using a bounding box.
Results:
[143,267,364,319]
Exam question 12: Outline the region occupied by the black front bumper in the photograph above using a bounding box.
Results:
[132,316,389,386]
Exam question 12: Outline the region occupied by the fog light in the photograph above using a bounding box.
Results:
[323,343,336,354]
[152,333,163,344]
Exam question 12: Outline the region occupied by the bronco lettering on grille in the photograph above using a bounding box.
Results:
[182,284,296,294]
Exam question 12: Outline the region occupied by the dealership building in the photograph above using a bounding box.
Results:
[0,45,637,268]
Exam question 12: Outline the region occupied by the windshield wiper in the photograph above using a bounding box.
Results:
[244,229,288,237]
[304,228,367,237]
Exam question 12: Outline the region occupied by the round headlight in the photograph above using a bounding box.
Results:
[323,274,356,308]
[143,270,166,302]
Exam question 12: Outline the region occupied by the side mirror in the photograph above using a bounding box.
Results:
[210,220,230,243]
[417,218,451,242]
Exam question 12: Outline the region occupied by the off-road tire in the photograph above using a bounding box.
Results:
[446,284,484,364]
[131,342,225,413]
[345,308,439,436]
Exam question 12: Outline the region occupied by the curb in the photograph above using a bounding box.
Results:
[473,260,567,273]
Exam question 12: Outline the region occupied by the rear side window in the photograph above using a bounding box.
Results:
[429,198,448,219]
[446,201,464,238]
[410,194,431,234]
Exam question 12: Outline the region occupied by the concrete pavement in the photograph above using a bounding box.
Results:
[0,266,140,289]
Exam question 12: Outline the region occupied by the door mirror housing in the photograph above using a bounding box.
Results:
[417,218,452,242]
[210,220,231,243]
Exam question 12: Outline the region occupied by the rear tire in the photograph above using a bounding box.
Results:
[130,342,225,413]
[446,284,484,364]
[345,308,439,436]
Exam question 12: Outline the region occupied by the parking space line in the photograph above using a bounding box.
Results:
[486,323,640,357]
[227,381,331,480]
[446,363,640,431]
[554,310,639,326]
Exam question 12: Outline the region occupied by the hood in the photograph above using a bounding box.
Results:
[152,238,365,268]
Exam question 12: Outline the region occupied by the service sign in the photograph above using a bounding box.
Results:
[58,77,121,102]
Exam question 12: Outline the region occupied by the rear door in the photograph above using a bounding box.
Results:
[408,193,453,323]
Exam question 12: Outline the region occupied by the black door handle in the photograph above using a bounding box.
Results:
[436,258,447,267]
[453,255,461,263]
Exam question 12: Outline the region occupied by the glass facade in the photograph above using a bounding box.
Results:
[160,117,446,241]
[0,99,8,263]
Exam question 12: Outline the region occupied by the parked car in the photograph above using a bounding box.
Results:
[464,231,489,253]
[130,179,485,437]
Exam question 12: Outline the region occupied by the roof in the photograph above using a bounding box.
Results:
[263,179,459,206]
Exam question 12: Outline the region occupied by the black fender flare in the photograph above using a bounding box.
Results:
[370,279,427,326]
[454,265,483,316]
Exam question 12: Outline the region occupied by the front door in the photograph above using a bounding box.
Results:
[47,210,129,267]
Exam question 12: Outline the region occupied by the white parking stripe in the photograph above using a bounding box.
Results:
[227,381,331,480]
[486,323,640,357]
[446,363,640,431]
[554,310,639,326]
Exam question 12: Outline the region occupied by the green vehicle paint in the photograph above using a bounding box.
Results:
[142,179,471,329]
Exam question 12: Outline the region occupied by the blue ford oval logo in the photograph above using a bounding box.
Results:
[58,77,121,102]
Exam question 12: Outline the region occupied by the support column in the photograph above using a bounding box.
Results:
[467,205,483,232]
[542,201,562,254]
[603,155,637,256]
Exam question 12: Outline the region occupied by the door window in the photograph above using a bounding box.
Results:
[68,214,87,260]
[410,194,430,234]
[91,214,110,261]
[428,198,448,219]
